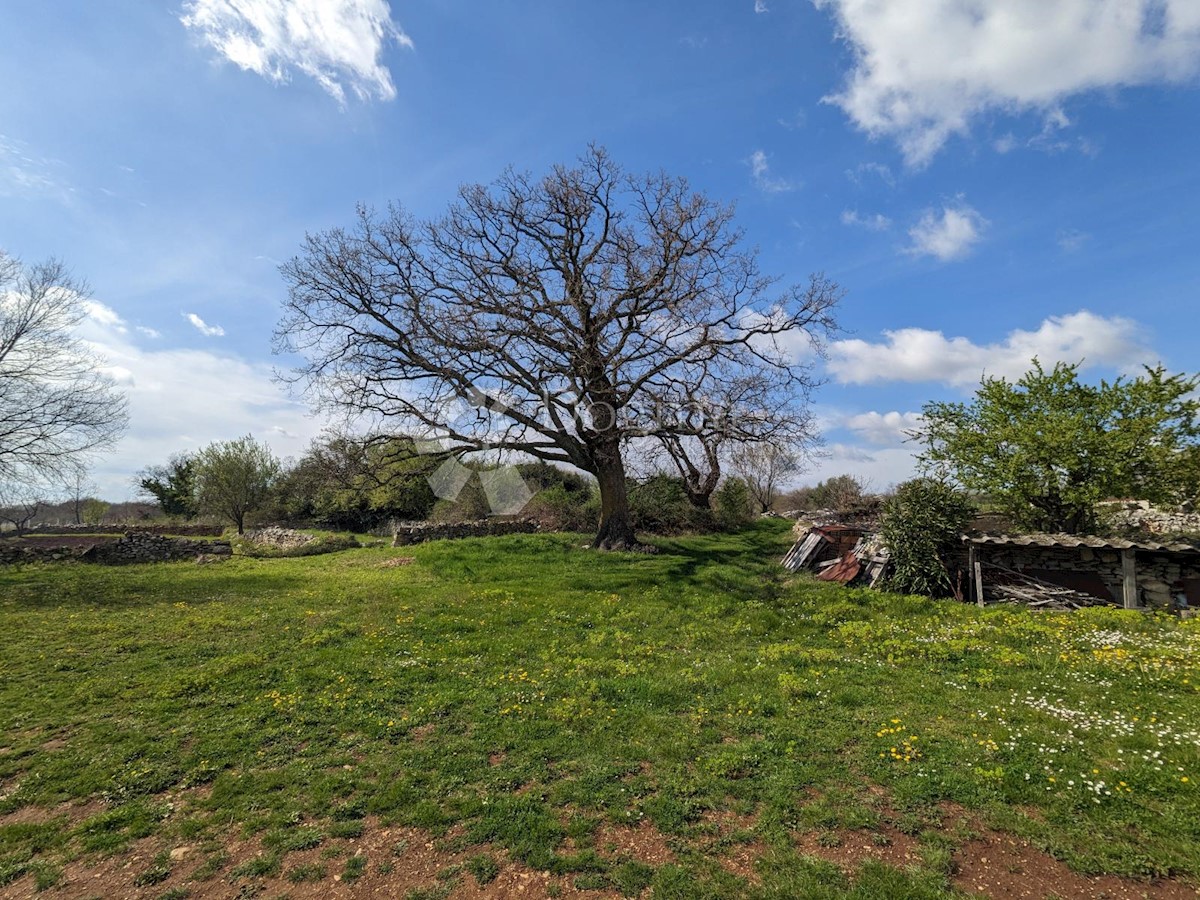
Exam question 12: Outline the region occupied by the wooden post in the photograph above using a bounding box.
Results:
[973,545,985,608]
[1122,548,1138,609]
[967,544,977,604]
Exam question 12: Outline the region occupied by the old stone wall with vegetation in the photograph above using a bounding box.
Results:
[392,519,539,546]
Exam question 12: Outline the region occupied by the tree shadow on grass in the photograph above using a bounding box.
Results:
[0,562,312,611]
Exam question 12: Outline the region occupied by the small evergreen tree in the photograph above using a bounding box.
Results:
[714,477,755,529]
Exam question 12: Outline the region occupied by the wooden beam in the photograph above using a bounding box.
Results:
[974,555,985,608]
[1122,548,1138,609]
[967,544,977,604]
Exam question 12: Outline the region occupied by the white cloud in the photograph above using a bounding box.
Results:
[185,312,225,337]
[136,326,162,339]
[748,149,796,193]
[845,160,895,187]
[993,133,1018,154]
[815,0,1200,165]
[794,444,920,494]
[75,302,320,498]
[841,209,891,231]
[778,110,807,129]
[843,410,925,445]
[828,310,1155,387]
[906,200,986,261]
[1057,228,1090,252]
[0,133,73,202]
[83,300,126,333]
[755,0,769,12]
[180,0,411,103]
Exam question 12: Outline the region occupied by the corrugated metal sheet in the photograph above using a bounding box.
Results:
[964,533,1200,555]
[815,551,861,584]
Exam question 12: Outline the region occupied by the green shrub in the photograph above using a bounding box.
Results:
[779,474,867,512]
[627,474,715,534]
[524,485,599,532]
[514,462,593,495]
[880,478,975,598]
[231,532,359,558]
[714,477,755,529]
[427,476,492,523]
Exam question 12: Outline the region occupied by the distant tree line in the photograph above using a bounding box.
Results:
[135,430,768,537]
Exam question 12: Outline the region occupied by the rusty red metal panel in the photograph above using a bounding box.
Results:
[816,551,862,584]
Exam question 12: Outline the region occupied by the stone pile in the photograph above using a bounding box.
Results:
[1100,500,1200,537]
[0,543,81,565]
[241,526,317,551]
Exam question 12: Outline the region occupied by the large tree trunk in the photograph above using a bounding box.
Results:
[592,448,638,550]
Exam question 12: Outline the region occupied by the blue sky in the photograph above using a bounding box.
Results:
[2,0,1199,498]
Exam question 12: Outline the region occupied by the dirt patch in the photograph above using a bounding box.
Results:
[4,801,1198,899]
[0,798,106,828]
[952,833,1197,900]
[697,810,761,881]
[376,556,415,568]
[596,819,675,866]
[0,817,615,900]
[794,823,921,872]
[409,723,436,743]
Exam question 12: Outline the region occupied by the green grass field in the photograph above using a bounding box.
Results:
[1,520,1198,898]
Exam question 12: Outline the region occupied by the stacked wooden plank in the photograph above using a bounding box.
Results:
[983,562,1111,610]
[781,525,890,588]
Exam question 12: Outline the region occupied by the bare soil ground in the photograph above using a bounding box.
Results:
[2,803,1195,900]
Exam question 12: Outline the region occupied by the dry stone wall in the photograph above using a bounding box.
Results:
[392,520,538,546]
[85,532,232,564]
[0,533,231,565]
[17,523,225,537]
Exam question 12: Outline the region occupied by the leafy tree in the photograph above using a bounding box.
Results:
[192,435,280,534]
[80,498,109,526]
[780,474,869,512]
[626,473,714,534]
[513,461,593,496]
[0,252,128,482]
[137,453,199,519]
[916,361,1200,534]
[271,434,439,530]
[277,147,840,549]
[880,478,975,598]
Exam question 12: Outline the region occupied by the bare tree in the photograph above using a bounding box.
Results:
[644,363,825,509]
[0,252,129,483]
[277,147,840,549]
[65,468,97,525]
[732,443,804,513]
[0,480,45,535]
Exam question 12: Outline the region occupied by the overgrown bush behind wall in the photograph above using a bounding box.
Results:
[880,478,975,598]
